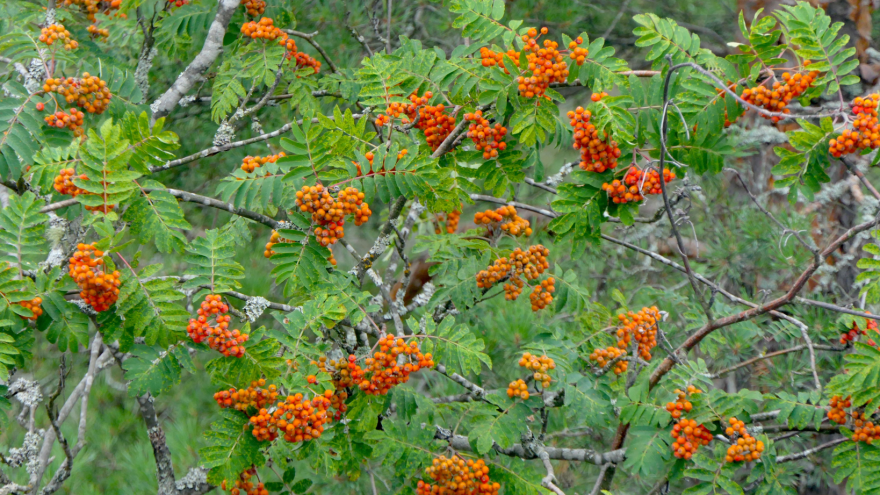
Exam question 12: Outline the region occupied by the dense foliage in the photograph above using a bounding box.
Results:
[1,0,880,494]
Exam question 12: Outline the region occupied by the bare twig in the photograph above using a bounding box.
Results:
[776,438,848,463]
[345,11,374,57]
[707,344,842,378]
[149,112,366,174]
[727,168,818,256]
[434,364,486,400]
[284,30,339,73]
[657,59,712,322]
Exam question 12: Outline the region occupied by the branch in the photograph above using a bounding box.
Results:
[658,61,712,322]
[707,344,842,378]
[151,0,240,122]
[676,61,842,120]
[430,106,481,158]
[841,154,880,201]
[434,364,486,400]
[161,188,282,229]
[149,112,366,174]
[137,394,176,495]
[539,450,566,495]
[351,196,407,282]
[795,297,880,320]
[29,346,115,490]
[523,178,557,194]
[432,426,626,464]
[776,437,848,463]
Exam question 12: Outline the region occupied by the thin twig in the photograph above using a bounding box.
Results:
[727,168,818,256]
[284,30,339,73]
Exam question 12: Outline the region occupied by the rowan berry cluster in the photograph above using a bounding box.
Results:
[517,28,569,99]
[87,24,110,39]
[667,385,711,461]
[359,334,434,395]
[39,24,78,50]
[241,18,285,40]
[591,91,608,102]
[241,153,286,173]
[602,166,676,204]
[828,395,851,424]
[327,389,348,420]
[401,92,456,151]
[53,168,85,196]
[589,306,661,374]
[167,0,188,7]
[473,205,532,236]
[569,37,588,65]
[671,418,712,460]
[519,353,554,387]
[295,184,371,246]
[186,294,249,357]
[435,210,461,234]
[724,417,763,462]
[839,314,879,346]
[741,63,819,123]
[61,0,122,36]
[45,108,86,136]
[529,277,555,311]
[16,298,43,321]
[52,168,114,213]
[624,306,660,360]
[506,378,529,399]
[313,354,365,390]
[852,411,880,444]
[476,245,549,295]
[416,456,500,495]
[222,467,268,495]
[477,246,552,311]
[214,379,278,411]
[588,346,626,374]
[465,111,507,159]
[479,46,520,73]
[249,391,333,443]
[44,74,112,115]
[263,230,288,258]
[664,386,700,420]
[710,82,741,128]
[241,0,266,16]
[567,106,620,173]
[830,94,880,157]
[68,243,120,312]
[290,51,321,74]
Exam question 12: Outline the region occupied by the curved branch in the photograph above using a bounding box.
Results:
[159,188,282,229]
[151,0,240,122]
[283,29,339,73]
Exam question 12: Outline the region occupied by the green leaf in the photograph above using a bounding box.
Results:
[420,316,491,377]
[123,182,191,253]
[200,410,265,485]
[123,344,189,397]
